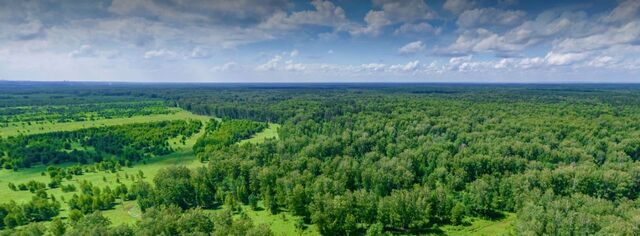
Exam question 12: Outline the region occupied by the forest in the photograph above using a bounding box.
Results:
[0,82,639,235]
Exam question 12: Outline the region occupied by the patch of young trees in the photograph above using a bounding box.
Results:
[0,101,174,124]
[0,120,202,169]
[0,197,60,229]
[1,206,273,236]
[193,119,267,161]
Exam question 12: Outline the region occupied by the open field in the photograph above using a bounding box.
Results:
[0,109,209,137]
[440,214,515,236]
[238,123,281,145]
[0,118,206,205]
[0,114,286,230]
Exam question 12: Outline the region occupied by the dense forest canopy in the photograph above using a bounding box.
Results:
[0,83,639,235]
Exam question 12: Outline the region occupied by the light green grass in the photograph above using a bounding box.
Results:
[0,123,206,205]
[205,202,320,236]
[238,123,280,145]
[440,213,515,236]
[0,118,285,227]
[0,109,209,137]
[0,110,210,221]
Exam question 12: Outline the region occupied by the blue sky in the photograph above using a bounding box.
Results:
[0,0,638,82]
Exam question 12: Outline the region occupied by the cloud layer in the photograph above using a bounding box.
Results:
[0,0,638,82]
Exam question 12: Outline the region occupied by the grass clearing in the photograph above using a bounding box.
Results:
[204,202,320,236]
[0,109,209,137]
[0,117,284,228]
[440,213,515,236]
[238,123,280,145]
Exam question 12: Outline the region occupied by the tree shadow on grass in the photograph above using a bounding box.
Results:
[482,210,506,221]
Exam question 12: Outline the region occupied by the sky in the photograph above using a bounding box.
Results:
[0,0,639,83]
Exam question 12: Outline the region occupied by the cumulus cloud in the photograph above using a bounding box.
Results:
[586,56,616,68]
[211,61,239,72]
[144,49,178,59]
[352,0,437,37]
[284,60,306,71]
[457,8,526,28]
[360,63,387,71]
[372,0,437,22]
[439,28,527,55]
[394,22,441,35]
[544,52,588,66]
[109,0,290,24]
[0,0,638,82]
[553,20,640,53]
[398,41,426,54]
[350,10,392,36]
[256,55,283,71]
[390,60,420,72]
[259,0,350,30]
[68,44,120,59]
[443,0,476,15]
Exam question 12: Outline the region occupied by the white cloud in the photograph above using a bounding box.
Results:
[189,47,210,59]
[518,57,545,69]
[372,0,437,22]
[501,10,601,47]
[443,0,476,15]
[440,28,527,55]
[398,41,425,54]
[360,63,387,71]
[290,49,299,57]
[544,52,587,66]
[449,55,472,65]
[603,0,640,23]
[109,0,290,24]
[586,56,616,68]
[554,20,640,53]
[350,10,391,36]
[390,60,420,72]
[353,0,437,37]
[457,8,526,28]
[394,22,441,35]
[143,49,178,59]
[211,61,239,72]
[259,0,350,30]
[284,60,306,71]
[256,55,282,71]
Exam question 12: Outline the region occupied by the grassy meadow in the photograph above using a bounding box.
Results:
[0,109,208,137]
[0,111,321,234]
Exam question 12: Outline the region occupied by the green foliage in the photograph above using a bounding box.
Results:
[0,101,174,124]
[193,119,267,160]
[0,197,60,230]
[3,84,640,235]
[0,119,201,168]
